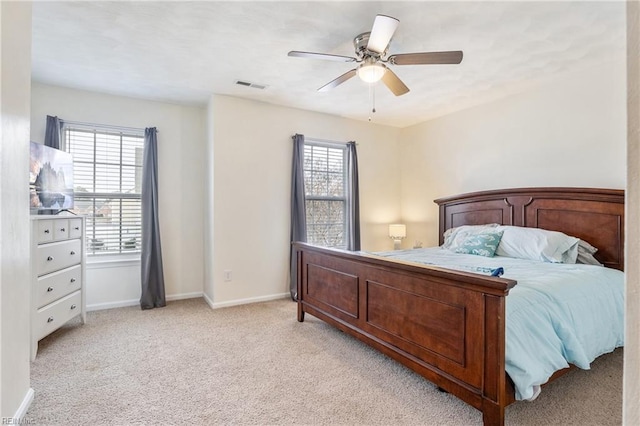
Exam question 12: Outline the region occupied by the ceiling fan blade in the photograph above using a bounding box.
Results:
[366,15,399,54]
[381,68,409,96]
[318,69,357,92]
[288,51,356,62]
[389,51,463,65]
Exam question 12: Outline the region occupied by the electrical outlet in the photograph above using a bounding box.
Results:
[223,270,232,282]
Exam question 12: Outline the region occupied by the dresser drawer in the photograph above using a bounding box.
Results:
[36,239,82,275]
[69,218,83,239]
[35,265,82,309]
[53,219,70,240]
[36,220,55,244]
[35,290,82,341]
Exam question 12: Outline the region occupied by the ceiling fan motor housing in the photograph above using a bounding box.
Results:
[354,32,388,59]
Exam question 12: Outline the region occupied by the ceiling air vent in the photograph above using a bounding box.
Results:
[235,80,267,90]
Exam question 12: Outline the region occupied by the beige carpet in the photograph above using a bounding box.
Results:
[27,298,622,425]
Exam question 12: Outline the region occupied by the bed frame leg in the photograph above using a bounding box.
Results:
[296,248,304,323]
[482,403,505,426]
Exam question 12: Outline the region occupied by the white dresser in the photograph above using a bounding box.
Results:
[31,215,86,361]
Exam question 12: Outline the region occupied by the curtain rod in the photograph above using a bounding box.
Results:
[301,136,358,146]
[62,120,155,134]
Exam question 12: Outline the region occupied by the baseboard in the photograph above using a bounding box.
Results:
[13,387,34,422]
[87,292,204,311]
[87,292,288,311]
[87,298,138,311]
[203,292,215,309]
[207,292,289,310]
[167,292,203,302]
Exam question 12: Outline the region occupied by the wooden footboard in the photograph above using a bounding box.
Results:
[295,242,517,426]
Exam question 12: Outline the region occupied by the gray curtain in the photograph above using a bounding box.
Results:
[140,127,166,309]
[346,142,361,251]
[44,115,63,149]
[289,134,307,300]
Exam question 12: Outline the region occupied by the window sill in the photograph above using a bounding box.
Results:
[87,254,141,269]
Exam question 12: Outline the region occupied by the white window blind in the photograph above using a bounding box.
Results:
[63,125,144,256]
[303,141,347,248]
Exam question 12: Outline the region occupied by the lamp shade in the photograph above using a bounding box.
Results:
[388,224,406,239]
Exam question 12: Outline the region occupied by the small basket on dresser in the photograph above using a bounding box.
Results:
[31,215,86,361]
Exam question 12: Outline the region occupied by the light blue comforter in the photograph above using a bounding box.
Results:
[373,248,624,400]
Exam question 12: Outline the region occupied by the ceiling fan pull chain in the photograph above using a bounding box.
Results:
[373,84,377,114]
[368,84,376,122]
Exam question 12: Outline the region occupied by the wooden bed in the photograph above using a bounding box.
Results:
[293,187,624,426]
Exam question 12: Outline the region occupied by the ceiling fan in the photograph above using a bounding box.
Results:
[288,15,463,96]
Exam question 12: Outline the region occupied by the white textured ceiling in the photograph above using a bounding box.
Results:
[32,1,626,128]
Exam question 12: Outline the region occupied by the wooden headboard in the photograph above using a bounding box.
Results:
[434,187,625,271]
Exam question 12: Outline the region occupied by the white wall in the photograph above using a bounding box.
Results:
[203,96,216,305]
[399,60,627,246]
[30,84,206,309]
[1,1,33,418]
[625,1,640,423]
[207,95,401,306]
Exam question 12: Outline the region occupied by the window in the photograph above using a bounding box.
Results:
[303,141,347,248]
[63,125,144,256]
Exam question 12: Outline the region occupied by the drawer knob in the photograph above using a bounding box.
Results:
[74,227,80,230]
[70,304,77,310]
[47,256,54,261]
[44,229,50,234]
[47,317,54,323]
[60,227,66,232]
[47,287,54,292]
[70,278,76,283]
[70,251,76,255]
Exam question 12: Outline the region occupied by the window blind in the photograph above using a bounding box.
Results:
[64,126,144,256]
[303,141,347,248]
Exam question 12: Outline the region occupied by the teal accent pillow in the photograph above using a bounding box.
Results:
[451,230,504,257]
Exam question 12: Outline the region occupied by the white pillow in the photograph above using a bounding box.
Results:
[495,226,579,263]
[442,224,500,250]
[576,240,603,266]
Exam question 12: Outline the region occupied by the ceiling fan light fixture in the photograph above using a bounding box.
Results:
[357,62,386,83]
